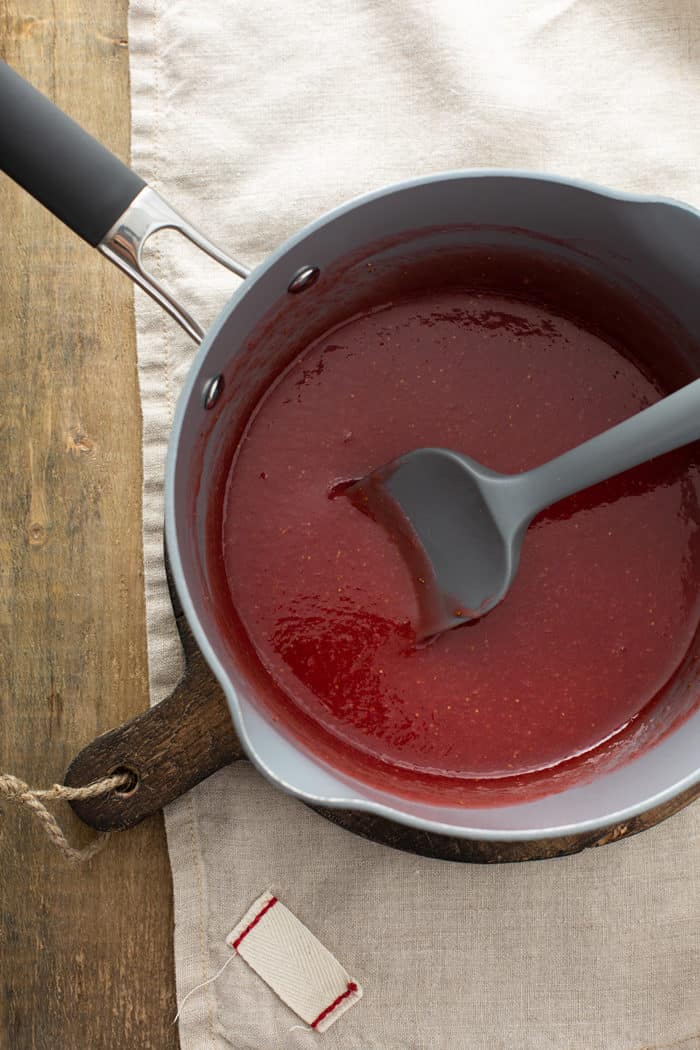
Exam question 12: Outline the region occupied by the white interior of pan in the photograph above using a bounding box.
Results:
[166,172,700,838]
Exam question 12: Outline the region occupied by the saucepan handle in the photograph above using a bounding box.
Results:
[0,59,145,245]
[0,60,250,343]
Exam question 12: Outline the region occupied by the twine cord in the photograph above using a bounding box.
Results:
[173,952,238,1024]
[0,771,131,863]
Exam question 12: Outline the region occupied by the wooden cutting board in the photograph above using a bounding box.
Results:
[65,565,700,862]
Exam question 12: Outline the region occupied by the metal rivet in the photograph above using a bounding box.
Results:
[288,265,320,294]
[202,374,224,409]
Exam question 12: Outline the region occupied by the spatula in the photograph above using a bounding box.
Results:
[347,378,700,638]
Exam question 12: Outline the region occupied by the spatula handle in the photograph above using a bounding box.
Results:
[523,377,700,514]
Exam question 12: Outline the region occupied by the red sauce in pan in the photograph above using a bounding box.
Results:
[220,288,700,785]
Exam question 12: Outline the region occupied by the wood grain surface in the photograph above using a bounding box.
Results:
[0,4,180,1048]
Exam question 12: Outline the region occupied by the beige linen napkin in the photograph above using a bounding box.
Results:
[128,1,700,1046]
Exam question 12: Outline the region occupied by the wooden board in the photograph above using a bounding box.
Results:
[64,575,700,860]
[0,5,180,1048]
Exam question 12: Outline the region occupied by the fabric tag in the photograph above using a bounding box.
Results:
[227,891,362,1032]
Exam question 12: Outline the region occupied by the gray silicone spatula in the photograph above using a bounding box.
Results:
[348,379,700,639]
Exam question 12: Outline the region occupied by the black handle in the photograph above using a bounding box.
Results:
[0,61,145,246]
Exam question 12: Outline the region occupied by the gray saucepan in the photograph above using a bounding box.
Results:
[3,59,700,842]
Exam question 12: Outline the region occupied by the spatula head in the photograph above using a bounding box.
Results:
[348,448,518,639]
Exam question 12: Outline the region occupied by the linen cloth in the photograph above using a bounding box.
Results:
[128,2,700,1046]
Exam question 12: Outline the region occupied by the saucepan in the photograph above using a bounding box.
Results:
[3,60,700,843]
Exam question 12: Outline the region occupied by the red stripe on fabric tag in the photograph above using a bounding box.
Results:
[231,895,278,951]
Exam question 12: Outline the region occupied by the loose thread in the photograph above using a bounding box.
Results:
[0,771,131,863]
[173,952,238,1024]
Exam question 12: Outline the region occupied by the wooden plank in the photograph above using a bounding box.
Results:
[0,3,180,1047]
